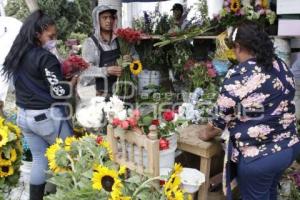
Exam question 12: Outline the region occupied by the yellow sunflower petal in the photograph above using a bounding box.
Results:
[118,165,126,176]
[9,149,17,162]
[0,126,9,147]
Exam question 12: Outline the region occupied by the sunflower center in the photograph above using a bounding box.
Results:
[133,63,139,70]
[2,166,9,173]
[233,2,238,9]
[1,152,7,159]
[101,175,115,192]
[0,135,2,142]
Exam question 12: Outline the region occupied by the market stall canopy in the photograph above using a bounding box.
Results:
[0,16,22,101]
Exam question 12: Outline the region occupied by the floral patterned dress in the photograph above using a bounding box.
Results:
[211,58,299,198]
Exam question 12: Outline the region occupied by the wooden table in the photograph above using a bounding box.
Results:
[178,125,223,200]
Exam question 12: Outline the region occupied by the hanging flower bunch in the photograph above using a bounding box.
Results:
[214,0,276,30]
[62,54,89,79]
[0,118,22,199]
[115,28,143,98]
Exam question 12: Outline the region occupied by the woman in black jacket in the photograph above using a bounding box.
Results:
[3,10,77,200]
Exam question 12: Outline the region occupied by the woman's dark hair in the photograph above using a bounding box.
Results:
[2,10,55,79]
[229,21,275,70]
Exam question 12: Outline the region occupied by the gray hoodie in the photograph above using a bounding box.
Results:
[81,5,138,81]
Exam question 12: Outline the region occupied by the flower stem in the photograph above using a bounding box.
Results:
[132,176,161,199]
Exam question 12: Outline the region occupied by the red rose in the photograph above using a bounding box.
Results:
[120,120,129,130]
[159,138,169,150]
[96,136,103,144]
[163,110,175,122]
[151,119,160,126]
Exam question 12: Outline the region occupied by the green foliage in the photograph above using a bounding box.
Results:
[5,0,93,40]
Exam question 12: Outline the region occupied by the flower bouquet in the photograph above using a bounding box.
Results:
[115,28,143,99]
[62,55,89,80]
[0,118,22,199]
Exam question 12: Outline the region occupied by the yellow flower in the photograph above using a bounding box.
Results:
[100,141,113,160]
[118,166,126,176]
[92,165,123,199]
[130,60,143,76]
[173,163,183,175]
[45,139,68,173]
[165,186,184,200]
[0,165,14,177]
[64,136,77,151]
[230,0,241,13]
[0,126,9,147]
[261,0,269,9]
[9,149,17,162]
[0,151,11,166]
[6,122,21,139]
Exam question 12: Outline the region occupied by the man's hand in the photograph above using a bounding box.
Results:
[107,66,122,77]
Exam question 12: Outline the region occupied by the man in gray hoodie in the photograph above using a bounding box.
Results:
[82,5,138,97]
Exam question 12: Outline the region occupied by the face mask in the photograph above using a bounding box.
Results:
[43,40,57,51]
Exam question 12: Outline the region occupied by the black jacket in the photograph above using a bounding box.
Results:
[14,47,70,109]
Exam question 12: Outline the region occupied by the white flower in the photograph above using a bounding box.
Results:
[117,110,128,121]
[160,122,166,128]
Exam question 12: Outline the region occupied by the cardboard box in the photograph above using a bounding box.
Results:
[278,19,300,36]
[277,0,300,15]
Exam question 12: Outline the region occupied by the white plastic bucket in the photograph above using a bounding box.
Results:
[180,168,205,194]
[138,70,161,95]
[20,161,32,195]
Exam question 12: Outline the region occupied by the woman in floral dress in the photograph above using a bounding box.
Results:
[198,21,300,200]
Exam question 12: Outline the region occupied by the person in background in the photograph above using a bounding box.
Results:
[82,5,139,97]
[198,21,300,200]
[169,3,189,33]
[3,10,77,200]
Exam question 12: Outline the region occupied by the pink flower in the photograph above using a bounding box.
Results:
[132,109,141,119]
[112,118,121,126]
[127,118,137,128]
[120,120,129,129]
[207,68,217,78]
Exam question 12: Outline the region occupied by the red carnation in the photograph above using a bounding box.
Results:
[163,109,175,122]
[112,118,121,127]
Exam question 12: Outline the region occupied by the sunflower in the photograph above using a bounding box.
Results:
[130,60,143,76]
[64,136,77,151]
[0,151,11,166]
[119,197,131,200]
[0,165,14,177]
[99,141,113,160]
[0,126,9,147]
[164,185,184,200]
[261,0,269,9]
[6,122,21,139]
[9,149,17,163]
[45,139,67,173]
[230,0,241,13]
[92,165,123,199]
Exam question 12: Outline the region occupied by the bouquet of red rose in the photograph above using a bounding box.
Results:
[62,55,89,79]
[114,28,142,98]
